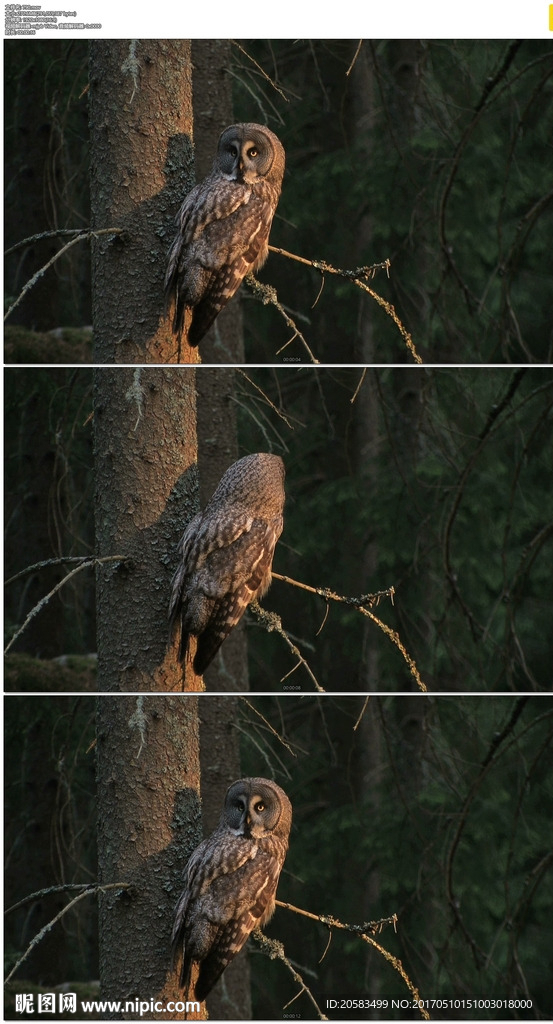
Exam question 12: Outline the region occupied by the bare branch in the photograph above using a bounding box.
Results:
[237,369,295,429]
[275,900,429,1020]
[5,554,128,588]
[244,274,321,364]
[5,883,132,985]
[4,228,124,323]
[268,245,422,364]
[240,698,298,757]
[272,571,427,693]
[4,556,131,655]
[5,881,133,917]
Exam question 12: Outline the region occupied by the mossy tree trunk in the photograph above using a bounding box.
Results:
[96,694,205,1019]
[94,366,200,693]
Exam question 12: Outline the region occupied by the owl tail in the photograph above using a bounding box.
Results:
[194,953,229,1003]
[168,608,191,666]
[187,298,224,348]
[192,627,229,677]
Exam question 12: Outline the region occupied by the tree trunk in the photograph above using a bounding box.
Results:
[89,40,199,364]
[94,367,200,692]
[198,696,252,1018]
[96,694,204,1019]
[196,368,249,691]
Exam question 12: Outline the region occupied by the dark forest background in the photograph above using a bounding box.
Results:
[4,366,553,692]
[4,39,553,364]
[4,38,553,1024]
[4,694,553,1019]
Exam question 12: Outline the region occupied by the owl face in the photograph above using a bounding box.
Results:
[224,778,286,839]
[218,124,279,184]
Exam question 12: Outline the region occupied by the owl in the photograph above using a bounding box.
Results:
[169,452,285,676]
[172,777,292,1001]
[164,122,285,347]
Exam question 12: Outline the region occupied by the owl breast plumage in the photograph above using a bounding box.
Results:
[165,122,285,348]
[169,452,285,676]
[172,777,292,1002]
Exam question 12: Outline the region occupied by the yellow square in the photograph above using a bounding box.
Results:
[550,4,553,29]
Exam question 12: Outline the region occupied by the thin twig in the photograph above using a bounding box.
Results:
[4,227,122,256]
[240,698,298,757]
[231,41,291,103]
[249,600,325,692]
[244,274,321,364]
[353,696,370,730]
[5,554,127,588]
[346,41,364,77]
[5,881,132,917]
[252,929,328,1020]
[237,369,295,429]
[350,368,368,404]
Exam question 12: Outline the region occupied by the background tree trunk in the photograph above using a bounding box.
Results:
[94,367,200,692]
[198,696,252,1018]
[191,40,245,365]
[96,694,205,1019]
[196,368,249,691]
[89,40,199,364]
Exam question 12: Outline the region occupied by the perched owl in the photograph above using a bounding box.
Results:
[169,453,285,676]
[172,777,292,1001]
[164,122,285,347]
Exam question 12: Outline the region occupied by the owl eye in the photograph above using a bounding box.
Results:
[254,800,265,813]
[247,146,259,159]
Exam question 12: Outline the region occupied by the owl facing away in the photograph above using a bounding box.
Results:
[169,453,285,676]
[172,777,292,1002]
[164,122,285,348]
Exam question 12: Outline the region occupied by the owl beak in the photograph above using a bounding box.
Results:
[241,810,254,836]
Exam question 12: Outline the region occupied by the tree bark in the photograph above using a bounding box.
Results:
[96,694,204,1019]
[94,367,200,692]
[89,40,199,364]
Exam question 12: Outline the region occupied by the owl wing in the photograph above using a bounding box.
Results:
[187,193,274,346]
[192,514,282,675]
[168,505,255,632]
[172,835,261,994]
[164,179,253,338]
[194,846,284,1002]
[170,505,281,672]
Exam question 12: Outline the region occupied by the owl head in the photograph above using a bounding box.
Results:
[217,123,285,187]
[207,452,285,519]
[223,777,292,841]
